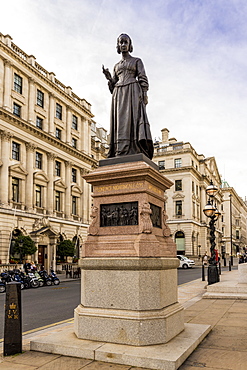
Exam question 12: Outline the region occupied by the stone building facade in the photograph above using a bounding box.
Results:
[0,33,104,268]
[221,182,247,257]
[153,128,223,258]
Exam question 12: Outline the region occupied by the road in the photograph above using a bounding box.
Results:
[0,280,80,340]
[0,265,237,340]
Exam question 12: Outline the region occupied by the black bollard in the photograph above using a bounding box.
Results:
[224,257,226,267]
[202,264,205,281]
[218,262,221,275]
[229,260,231,271]
[4,282,22,356]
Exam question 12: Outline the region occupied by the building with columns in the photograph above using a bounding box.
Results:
[221,182,247,257]
[0,33,105,268]
[153,128,223,258]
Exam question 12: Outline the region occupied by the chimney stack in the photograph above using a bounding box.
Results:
[161,128,169,143]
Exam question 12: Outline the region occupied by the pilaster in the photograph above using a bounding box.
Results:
[3,60,12,112]
[0,131,13,205]
[47,152,56,214]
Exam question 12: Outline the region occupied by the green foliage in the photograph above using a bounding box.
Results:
[57,240,75,260]
[13,235,37,257]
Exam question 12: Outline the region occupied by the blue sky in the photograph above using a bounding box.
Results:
[1,0,247,199]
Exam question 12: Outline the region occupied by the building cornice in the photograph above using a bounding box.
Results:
[0,41,94,120]
[0,108,97,167]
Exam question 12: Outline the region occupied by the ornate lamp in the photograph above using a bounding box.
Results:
[203,181,221,285]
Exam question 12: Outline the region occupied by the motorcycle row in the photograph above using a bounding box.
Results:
[0,268,60,293]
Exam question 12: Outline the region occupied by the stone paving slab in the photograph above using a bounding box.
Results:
[1,268,245,369]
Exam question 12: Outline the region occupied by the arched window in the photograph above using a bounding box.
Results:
[175,231,185,255]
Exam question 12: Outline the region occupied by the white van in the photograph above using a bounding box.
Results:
[177,255,195,269]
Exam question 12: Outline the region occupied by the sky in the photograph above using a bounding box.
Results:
[1,0,247,199]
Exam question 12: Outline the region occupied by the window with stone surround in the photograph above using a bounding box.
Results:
[12,177,20,202]
[12,141,20,161]
[158,160,165,170]
[55,161,61,176]
[55,128,61,140]
[14,73,22,94]
[36,116,43,130]
[175,200,182,216]
[35,152,42,169]
[37,90,44,108]
[35,185,42,207]
[72,115,78,130]
[13,102,21,117]
[72,168,77,183]
[72,137,77,149]
[175,179,182,191]
[56,103,62,120]
[174,158,182,168]
[55,190,61,211]
[72,195,78,215]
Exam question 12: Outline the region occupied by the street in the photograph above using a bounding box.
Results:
[0,265,238,340]
[0,280,80,340]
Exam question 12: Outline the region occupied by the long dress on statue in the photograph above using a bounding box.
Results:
[107,55,153,160]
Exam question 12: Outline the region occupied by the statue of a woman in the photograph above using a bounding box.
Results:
[103,33,153,160]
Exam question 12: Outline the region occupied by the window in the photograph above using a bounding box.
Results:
[35,152,42,169]
[72,115,78,130]
[221,215,224,222]
[12,142,20,160]
[55,161,61,176]
[36,116,43,130]
[55,128,61,140]
[175,200,182,216]
[37,90,44,108]
[12,178,20,202]
[55,191,61,211]
[174,158,182,168]
[56,103,62,120]
[196,185,198,195]
[175,180,182,191]
[158,160,165,170]
[72,137,77,149]
[72,168,77,183]
[192,181,195,192]
[236,230,240,240]
[14,73,22,94]
[13,102,21,117]
[72,196,78,215]
[222,227,224,235]
[35,185,42,207]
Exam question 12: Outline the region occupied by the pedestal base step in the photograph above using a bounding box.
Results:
[30,323,210,370]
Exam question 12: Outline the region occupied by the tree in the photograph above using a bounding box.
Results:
[13,235,37,258]
[57,240,75,261]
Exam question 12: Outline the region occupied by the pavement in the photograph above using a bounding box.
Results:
[0,266,246,369]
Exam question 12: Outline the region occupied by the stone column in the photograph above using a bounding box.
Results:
[25,143,36,211]
[0,131,12,206]
[66,106,71,145]
[80,169,90,223]
[3,60,12,112]
[28,77,35,124]
[48,93,55,135]
[47,153,55,215]
[65,161,71,219]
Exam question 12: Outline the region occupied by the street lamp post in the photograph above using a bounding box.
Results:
[229,193,233,266]
[19,239,23,265]
[203,180,221,285]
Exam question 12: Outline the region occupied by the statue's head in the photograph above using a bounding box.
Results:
[116,33,133,54]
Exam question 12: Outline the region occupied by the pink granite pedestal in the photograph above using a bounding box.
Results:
[74,159,184,346]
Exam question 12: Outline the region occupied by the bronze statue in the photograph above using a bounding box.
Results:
[103,33,153,160]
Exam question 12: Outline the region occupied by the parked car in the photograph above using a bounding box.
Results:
[177,255,195,269]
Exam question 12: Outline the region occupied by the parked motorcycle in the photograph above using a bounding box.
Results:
[27,271,40,288]
[50,269,60,285]
[34,271,44,287]
[38,270,52,286]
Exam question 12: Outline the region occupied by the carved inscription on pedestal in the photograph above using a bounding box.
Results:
[100,202,138,227]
